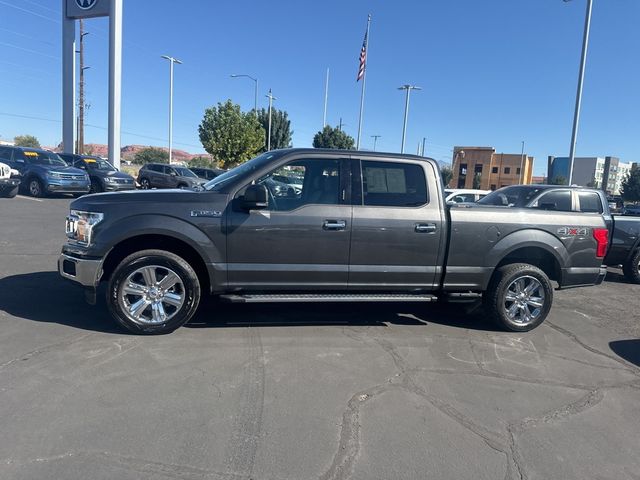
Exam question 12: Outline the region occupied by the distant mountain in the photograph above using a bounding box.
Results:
[47,143,212,164]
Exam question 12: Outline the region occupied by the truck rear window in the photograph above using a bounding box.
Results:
[361,161,427,207]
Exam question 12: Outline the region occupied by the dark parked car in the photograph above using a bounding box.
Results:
[604,215,640,284]
[0,145,89,197]
[622,204,640,216]
[137,163,206,189]
[188,167,225,181]
[60,149,609,335]
[59,154,136,193]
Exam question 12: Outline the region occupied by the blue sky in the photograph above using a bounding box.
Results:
[1,0,639,175]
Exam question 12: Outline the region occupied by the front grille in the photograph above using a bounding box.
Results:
[113,178,132,184]
[60,174,86,181]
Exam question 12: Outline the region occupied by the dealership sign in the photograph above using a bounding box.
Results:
[66,0,110,19]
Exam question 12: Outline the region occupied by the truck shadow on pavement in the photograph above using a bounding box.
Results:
[0,271,501,333]
[609,340,640,367]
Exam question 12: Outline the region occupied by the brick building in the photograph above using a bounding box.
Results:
[451,146,533,190]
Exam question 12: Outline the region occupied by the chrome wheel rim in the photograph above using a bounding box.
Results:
[503,275,545,325]
[117,265,185,325]
[29,180,40,196]
[141,179,150,189]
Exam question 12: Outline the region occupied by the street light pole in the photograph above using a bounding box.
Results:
[519,140,525,184]
[398,84,421,154]
[371,134,381,151]
[161,55,182,164]
[565,0,593,185]
[230,74,259,116]
[265,89,277,151]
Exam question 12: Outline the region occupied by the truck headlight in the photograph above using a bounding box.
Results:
[65,210,104,246]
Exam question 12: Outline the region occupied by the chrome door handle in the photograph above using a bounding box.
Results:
[323,220,346,231]
[415,223,437,233]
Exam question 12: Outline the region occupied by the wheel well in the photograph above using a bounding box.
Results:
[496,247,561,282]
[101,234,210,293]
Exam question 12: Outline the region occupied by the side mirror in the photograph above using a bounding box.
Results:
[243,184,269,210]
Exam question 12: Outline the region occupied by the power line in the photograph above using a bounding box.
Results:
[0,0,60,23]
[0,26,56,46]
[0,41,59,60]
[19,0,60,15]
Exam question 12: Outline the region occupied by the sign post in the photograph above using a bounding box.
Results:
[63,0,122,169]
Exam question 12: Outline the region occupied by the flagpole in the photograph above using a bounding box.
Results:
[356,14,371,150]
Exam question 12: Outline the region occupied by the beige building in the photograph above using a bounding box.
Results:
[451,146,534,190]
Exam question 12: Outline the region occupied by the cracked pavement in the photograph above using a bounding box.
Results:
[1,197,639,480]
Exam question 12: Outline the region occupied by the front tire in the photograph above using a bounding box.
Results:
[28,178,44,198]
[484,263,553,332]
[622,249,640,284]
[90,179,103,193]
[0,185,18,198]
[107,249,201,334]
[140,178,151,189]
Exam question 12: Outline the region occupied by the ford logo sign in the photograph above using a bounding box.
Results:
[75,0,97,10]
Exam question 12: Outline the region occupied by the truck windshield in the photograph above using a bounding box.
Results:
[204,152,283,191]
[478,186,545,207]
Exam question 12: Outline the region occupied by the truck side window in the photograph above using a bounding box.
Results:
[361,161,427,207]
[533,190,572,212]
[578,192,603,213]
[256,159,340,212]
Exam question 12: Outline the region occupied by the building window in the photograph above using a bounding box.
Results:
[459,163,467,176]
[474,164,483,173]
[490,184,497,190]
[491,167,498,174]
[516,168,521,175]
[504,167,511,174]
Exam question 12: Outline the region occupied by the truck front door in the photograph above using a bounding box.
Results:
[348,157,445,290]
[226,156,352,290]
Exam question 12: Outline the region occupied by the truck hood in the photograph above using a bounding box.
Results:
[70,188,228,211]
[89,170,133,180]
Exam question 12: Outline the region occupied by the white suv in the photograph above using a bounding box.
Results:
[0,162,20,198]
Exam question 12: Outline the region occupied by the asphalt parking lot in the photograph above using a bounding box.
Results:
[1,195,639,480]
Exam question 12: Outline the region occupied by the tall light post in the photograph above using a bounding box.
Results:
[230,74,258,116]
[371,135,381,151]
[265,89,277,151]
[398,84,421,154]
[519,140,526,184]
[161,55,182,164]
[564,0,593,185]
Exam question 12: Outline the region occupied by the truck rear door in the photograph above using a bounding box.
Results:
[348,157,446,290]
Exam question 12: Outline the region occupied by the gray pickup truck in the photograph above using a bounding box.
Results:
[58,149,609,334]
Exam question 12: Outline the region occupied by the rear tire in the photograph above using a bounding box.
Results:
[483,263,553,332]
[622,249,640,284]
[106,249,201,334]
[90,179,103,193]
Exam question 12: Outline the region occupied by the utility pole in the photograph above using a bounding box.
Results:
[323,68,329,128]
[398,84,421,154]
[77,19,89,155]
[421,137,426,156]
[565,0,594,185]
[161,55,182,164]
[371,134,381,151]
[338,118,345,131]
[265,89,277,151]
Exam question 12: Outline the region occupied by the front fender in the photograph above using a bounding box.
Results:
[92,214,222,265]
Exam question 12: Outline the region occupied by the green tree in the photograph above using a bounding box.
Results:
[472,172,482,189]
[550,175,567,186]
[621,166,640,203]
[189,155,216,168]
[312,125,355,150]
[440,166,453,188]
[133,147,169,165]
[198,100,265,169]
[14,134,40,148]
[256,108,292,151]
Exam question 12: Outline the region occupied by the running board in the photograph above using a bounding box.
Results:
[219,293,438,304]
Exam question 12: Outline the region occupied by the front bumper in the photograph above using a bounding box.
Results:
[0,178,20,189]
[104,182,136,192]
[58,252,103,287]
[46,178,91,194]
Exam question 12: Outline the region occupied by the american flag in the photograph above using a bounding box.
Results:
[357,27,368,82]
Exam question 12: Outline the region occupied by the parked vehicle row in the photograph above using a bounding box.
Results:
[58,153,136,193]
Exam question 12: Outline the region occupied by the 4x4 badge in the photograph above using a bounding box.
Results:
[190,210,222,218]
[558,227,588,236]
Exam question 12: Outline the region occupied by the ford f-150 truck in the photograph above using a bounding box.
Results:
[58,149,609,334]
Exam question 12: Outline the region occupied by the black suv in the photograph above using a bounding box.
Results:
[188,167,225,181]
[59,154,136,193]
[137,163,206,189]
